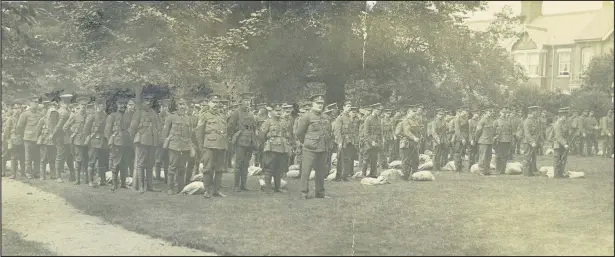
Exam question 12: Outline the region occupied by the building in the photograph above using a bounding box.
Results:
[467,1,614,91]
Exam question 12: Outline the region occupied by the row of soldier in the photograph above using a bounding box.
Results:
[2,91,613,198]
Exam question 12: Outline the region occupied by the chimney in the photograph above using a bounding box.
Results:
[520,1,543,24]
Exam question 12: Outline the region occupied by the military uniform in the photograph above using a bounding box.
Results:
[228,94,258,192]
[54,94,76,182]
[493,109,514,174]
[395,110,421,180]
[361,103,383,178]
[390,110,404,161]
[260,104,293,192]
[162,98,194,194]
[16,97,43,179]
[333,102,358,181]
[129,94,161,193]
[431,109,449,170]
[36,101,59,180]
[523,106,541,176]
[577,112,589,156]
[599,108,614,157]
[553,108,570,178]
[105,98,133,190]
[254,105,268,167]
[296,94,331,199]
[196,95,229,198]
[155,99,171,182]
[5,104,26,178]
[84,98,109,187]
[585,112,599,156]
[379,109,395,169]
[64,96,90,184]
[475,108,495,175]
[124,98,136,182]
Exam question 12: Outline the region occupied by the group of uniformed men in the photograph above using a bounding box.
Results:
[2,89,613,199]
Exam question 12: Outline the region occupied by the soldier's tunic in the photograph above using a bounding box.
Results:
[380,116,395,168]
[84,110,109,186]
[105,109,133,189]
[361,114,382,178]
[36,109,59,179]
[185,109,202,186]
[599,114,614,157]
[395,115,421,179]
[129,107,161,192]
[54,105,75,180]
[293,115,303,169]
[552,118,570,178]
[510,114,522,156]
[523,116,540,176]
[64,110,88,184]
[431,117,449,170]
[155,110,170,182]
[475,115,495,175]
[417,113,428,154]
[254,113,268,167]
[228,107,258,190]
[584,115,599,156]
[16,108,41,178]
[296,109,330,198]
[537,115,547,155]
[493,116,513,174]
[162,112,193,194]
[124,108,136,180]
[5,112,25,178]
[196,110,228,197]
[453,116,470,172]
[577,115,589,156]
[391,113,404,160]
[333,112,358,180]
[260,116,292,191]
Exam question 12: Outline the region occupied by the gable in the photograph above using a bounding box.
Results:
[512,33,538,51]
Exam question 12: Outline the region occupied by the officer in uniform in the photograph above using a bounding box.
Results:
[493,107,513,174]
[553,107,570,178]
[296,94,330,199]
[260,103,293,192]
[55,93,76,182]
[254,103,269,167]
[379,108,395,169]
[474,106,495,176]
[105,97,132,191]
[162,97,194,195]
[361,103,383,178]
[577,110,589,156]
[568,110,580,155]
[333,101,358,181]
[523,106,541,176]
[452,107,469,172]
[5,101,26,179]
[64,95,90,184]
[185,97,206,186]
[16,96,43,179]
[125,97,136,180]
[155,98,171,182]
[83,97,109,187]
[36,100,58,180]
[395,106,421,180]
[323,103,337,172]
[586,110,599,156]
[129,93,162,193]
[414,104,428,155]
[599,107,614,157]
[196,94,229,198]
[430,108,449,170]
[228,93,258,192]
[391,108,404,161]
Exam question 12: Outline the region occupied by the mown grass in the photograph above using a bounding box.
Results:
[24,155,614,256]
[1,229,58,256]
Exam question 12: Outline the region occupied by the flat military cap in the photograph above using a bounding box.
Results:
[256,103,267,109]
[558,107,570,114]
[239,92,253,100]
[59,93,73,102]
[343,101,353,107]
[282,103,293,109]
[350,106,359,111]
[309,94,325,103]
[370,103,383,109]
[42,100,52,105]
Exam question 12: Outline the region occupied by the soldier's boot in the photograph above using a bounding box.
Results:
[263,173,273,191]
[67,160,76,182]
[74,163,81,185]
[213,172,225,197]
[240,168,249,191]
[87,167,97,187]
[146,169,161,192]
[9,159,18,179]
[273,173,283,192]
[233,168,242,192]
[136,169,146,194]
[110,172,118,191]
[119,170,127,189]
[203,172,213,198]
[39,164,46,180]
[98,168,107,186]
[166,172,175,195]
[154,165,162,181]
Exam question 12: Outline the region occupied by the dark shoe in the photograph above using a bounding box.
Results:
[300,195,308,200]
[274,189,286,193]
[234,187,242,192]
[213,192,226,197]
[240,187,250,191]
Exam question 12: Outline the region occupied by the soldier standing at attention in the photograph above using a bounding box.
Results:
[414,105,428,155]
[36,100,59,180]
[196,94,229,198]
[296,94,330,199]
[129,93,162,193]
[379,108,394,169]
[553,107,570,178]
[254,103,269,167]
[523,106,541,176]
[228,93,258,192]
[395,107,421,180]
[390,108,404,161]
[64,96,90,184]
[568,110,580,155]
[322,105,336,172]
[125,97,136,181]
[54,94,76,182]
[83,97,109,187]
[586,110,599,156]
[260,104,292,192]
[474,106,495,176]
[15,96,43,179]
[361,103,383,178]
[453,107,469,173]
[5,101,26,179]
[577,110,589,156]
[105,97,132,191]
[155,99,171,182]
[467,110,480,171]
[333,101,358,181]
[162,97,194,195]
[599,107,614,157]
[493,107,513,174]
[431,108,449,170]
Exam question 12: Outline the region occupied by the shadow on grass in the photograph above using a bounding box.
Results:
[24,156,614,256]
[1,229,58,256]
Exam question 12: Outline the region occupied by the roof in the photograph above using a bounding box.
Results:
[465,7,614,47]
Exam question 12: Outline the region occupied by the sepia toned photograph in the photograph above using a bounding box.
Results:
[1,1,613,256]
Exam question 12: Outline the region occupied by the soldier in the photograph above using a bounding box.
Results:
[155,98,171,182]
[333,101,358,181]
[125,97,136,180]
[523,106,541,176]
[228,93,258,192]
[259,103,293,192]
[254,103,268,167]
[553,107,570,178]
[390,108,404,161]
[105,97,132,191]
[515,109,526,155]
[414,104,428,155]
[129,93,162,193]
[296,94,330,199]
[475,106,495,176]
[5,101,26,179]
[162,97,194,195]
[599,107,614,157]
[468,109,480,170]
[430,108,449,170]
[379,108,395,169]
[64,96,90,184]
[537,110,548,156]
[395,106,421,180]
[186,97,206,186]
[361,103,383,178]
[16,96,43,179]
[577,110,589,156]
[323,104,336,172]
[586,110,599,156]
[493,107,514,174]
[54,94,76,182]
[452,107,469,172]
[196,94,229,198]
[568,110,580,155]
[36,100,59,180]
[83,97,109,187]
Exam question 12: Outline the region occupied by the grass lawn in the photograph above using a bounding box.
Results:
[23,155,614,256]
[1,229,58,256]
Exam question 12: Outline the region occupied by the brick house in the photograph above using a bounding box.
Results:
[467,1,614,91]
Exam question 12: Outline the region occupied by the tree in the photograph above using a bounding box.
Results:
[583,48,614,93]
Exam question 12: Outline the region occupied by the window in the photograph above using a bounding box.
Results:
[512,51,545,77]
[558,52,570,76]
[527,53,540,76]
[513,53,525,67]
[581,48,593,75]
